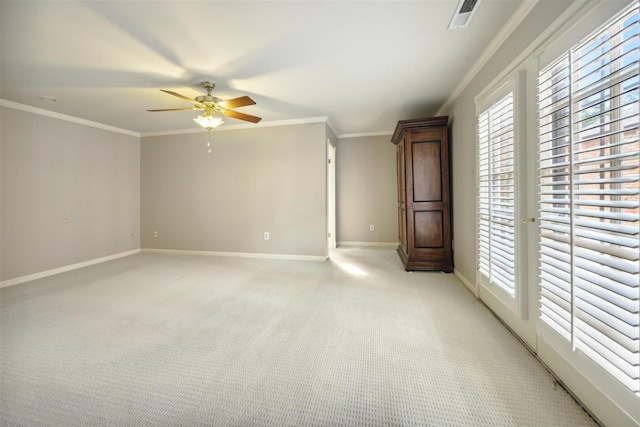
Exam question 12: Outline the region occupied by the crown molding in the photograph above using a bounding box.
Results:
[141,116,332,137]
[325,117,339,138]
[1,100,336,138]
[2,99,400,140]
[0,99,141,137]
[453,0,596,117]
[436,0,539,116]
[338,131,393,139]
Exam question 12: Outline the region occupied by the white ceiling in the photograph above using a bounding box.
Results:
[0,0,524,136]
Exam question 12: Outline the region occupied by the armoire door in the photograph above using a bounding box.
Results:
[405,126,452,271]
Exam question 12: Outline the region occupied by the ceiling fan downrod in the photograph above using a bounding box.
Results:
[202,81,215,95]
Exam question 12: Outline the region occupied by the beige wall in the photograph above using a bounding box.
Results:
[141,123,328,257]
[0,107,140,281]
[336,134,397,244]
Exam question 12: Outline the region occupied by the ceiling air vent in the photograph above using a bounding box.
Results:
[448,0,482,30]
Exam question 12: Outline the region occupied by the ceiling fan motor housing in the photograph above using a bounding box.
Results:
[195,95,220,103]
[196,82,220,104]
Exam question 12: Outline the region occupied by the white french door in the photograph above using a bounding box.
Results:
[476,72,535,345]
[537,1,639,397]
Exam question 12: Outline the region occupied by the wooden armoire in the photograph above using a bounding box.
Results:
[391,117,452,272]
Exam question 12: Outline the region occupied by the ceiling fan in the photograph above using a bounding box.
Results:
[147,81,262,128]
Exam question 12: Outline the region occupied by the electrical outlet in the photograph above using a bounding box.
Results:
[153,231,158,238]
[264,232,270,240]
[369,224,375,231]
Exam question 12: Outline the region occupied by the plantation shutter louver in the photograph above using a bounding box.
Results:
[538,3,639,394]
[478,92,517,297]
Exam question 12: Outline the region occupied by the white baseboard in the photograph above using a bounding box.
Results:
[1,249,141,288]
[337,241,398,248]
[142,248,328,262]
[454,268,478,298]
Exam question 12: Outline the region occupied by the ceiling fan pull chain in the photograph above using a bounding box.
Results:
[207,129,212,154]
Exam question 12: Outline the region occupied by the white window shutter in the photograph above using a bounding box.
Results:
[537,3,639,394]
[478,93,517,297]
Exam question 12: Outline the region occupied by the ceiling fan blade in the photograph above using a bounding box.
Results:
[160,89,198,104]
[218,96,256,109]
[223,110,262,123]
[147,107,197,112]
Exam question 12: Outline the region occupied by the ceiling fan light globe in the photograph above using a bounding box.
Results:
[194,115,224,129]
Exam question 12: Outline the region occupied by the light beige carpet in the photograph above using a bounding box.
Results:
[1,247,596,426]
